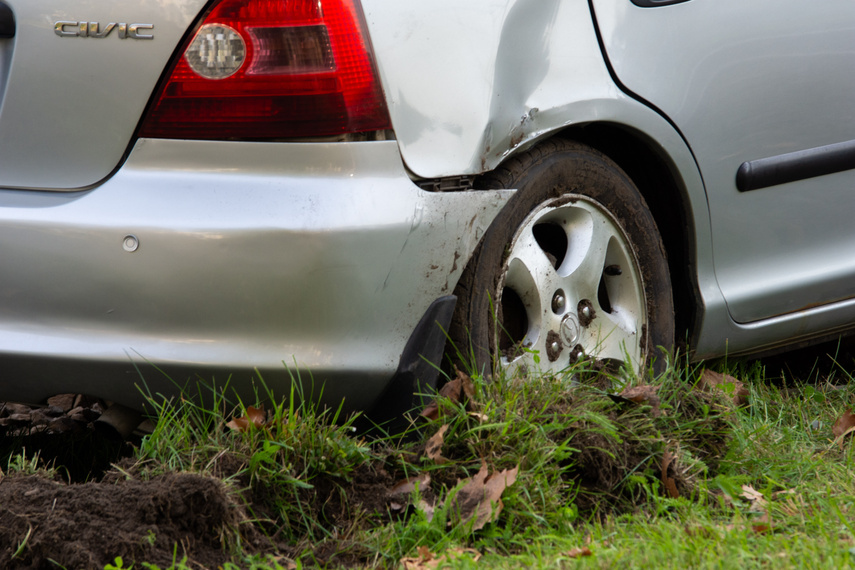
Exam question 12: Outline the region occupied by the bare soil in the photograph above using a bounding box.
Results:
[0,472,237,569]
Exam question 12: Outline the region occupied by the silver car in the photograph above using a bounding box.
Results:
[1,0,852,416]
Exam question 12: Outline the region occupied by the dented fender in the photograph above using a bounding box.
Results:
[362,0,621,177]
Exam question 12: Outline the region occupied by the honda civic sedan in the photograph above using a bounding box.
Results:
[1,0,852,416]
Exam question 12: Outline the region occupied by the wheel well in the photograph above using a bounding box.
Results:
[556,123,698,351]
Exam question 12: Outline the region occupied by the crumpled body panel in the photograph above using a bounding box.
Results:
[363,0,619,178]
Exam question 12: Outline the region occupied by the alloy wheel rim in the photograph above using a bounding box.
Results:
[496,195,647,376]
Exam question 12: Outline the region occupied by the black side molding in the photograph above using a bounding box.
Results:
[736,139,855,192]
[631,0,692,6]
[0,2,13,39]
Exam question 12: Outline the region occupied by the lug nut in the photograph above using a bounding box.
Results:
[577,299,596,326]
[550,341,560,353]
[551,290,566,314]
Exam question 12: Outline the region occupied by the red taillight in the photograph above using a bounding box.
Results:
[139,0,391,140]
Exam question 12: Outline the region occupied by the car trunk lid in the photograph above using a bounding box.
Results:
[0,0,207,190]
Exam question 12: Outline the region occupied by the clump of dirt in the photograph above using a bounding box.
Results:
[0,395,137,482]
[0,471,258,569]
[202,449,400,566]
[539,374,738,514]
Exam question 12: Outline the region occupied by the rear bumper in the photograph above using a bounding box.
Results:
[0,139,512,409]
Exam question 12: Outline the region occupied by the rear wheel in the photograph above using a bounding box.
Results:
[450,139,674,378]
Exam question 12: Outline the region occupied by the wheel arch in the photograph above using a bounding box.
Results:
[473,122,701,353]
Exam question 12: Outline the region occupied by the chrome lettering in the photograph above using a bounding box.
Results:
[54,21,78,37]
[53,21,153,39]
[127,24,154,40]
[88,22,117,38]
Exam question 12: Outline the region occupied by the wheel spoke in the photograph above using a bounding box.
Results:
[562,217,614,302]
[587,309,642,366]
[505,229,564,321]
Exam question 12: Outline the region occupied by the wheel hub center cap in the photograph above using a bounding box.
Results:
[560,314,580,346]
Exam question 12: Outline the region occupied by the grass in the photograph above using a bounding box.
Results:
[5,345,855,569]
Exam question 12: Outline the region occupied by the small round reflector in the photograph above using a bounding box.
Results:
[185,24,247,79]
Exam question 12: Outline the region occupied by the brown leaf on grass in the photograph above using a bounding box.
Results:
[389,472,435,516]
[268,556,298,570]
[740,484,767,511]
[450,461,519,530]
[387,473,431,497]
[445,548,482,564]
[416,498,436,522]
[698,370,749,406]
[421,377,462,421]
[400,546,434,570]
[226,405,267,432]
[459,369,476,401]
[751,511,772,533]
[833,410,855,447]
[400,547,481,569]
[661,448,680,498]
[620,385,662,416]
[420,369,477,420]
[565,547,593,559]
[424,425,449,464]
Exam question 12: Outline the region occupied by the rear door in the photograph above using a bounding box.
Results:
[0,1,206,190]
[592,0,855,323]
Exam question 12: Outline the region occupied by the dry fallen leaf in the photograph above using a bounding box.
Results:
[459,369,476,402]
[751,511,772,533]
[698,370,749,406]
[565,547,593,559]
[740,484,767,508]
[833,410,855,447]
[661,448,680,498]
[420,369,477,420]
[449,461,519,530]
[445,548,482,564]
[620,385,662,416]
[268,555,298,570]
[387,473,431,496]
[424,425,449,464]
[400,546,435,570]
[416,498,435,522]
[400,546,481,569]
[421,376,462,420]
[226,405,267,432]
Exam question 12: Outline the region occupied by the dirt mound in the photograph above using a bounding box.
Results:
[0,472,246,569]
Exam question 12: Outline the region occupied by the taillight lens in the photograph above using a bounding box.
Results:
[139,0,391,140]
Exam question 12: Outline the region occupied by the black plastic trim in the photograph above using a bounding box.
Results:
[364,295,457,427]
[631,0,692,6]
[736,140,855,192]
[0,2,14,39]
